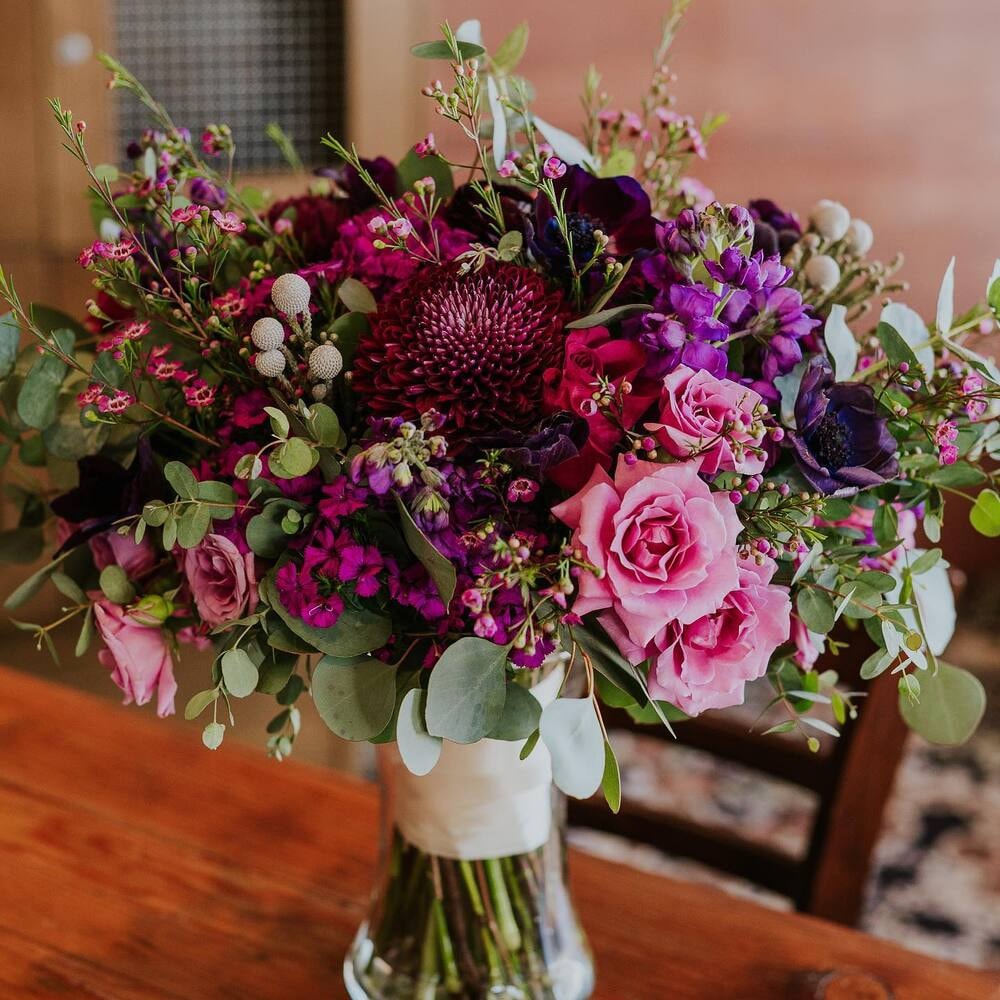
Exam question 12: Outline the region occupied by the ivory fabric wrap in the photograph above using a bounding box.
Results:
[390,658,566,860]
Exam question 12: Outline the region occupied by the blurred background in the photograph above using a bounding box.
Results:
[1,0,997,971]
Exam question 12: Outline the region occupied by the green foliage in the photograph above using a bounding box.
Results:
[17,330,74,430]
[312,654,397,740]
[0,312,19,380]
[99,564,134,605]
[601,741,622,813]
[488,681,541,741]
[876,321,921,374]
[184,688,219,721]
[899,662,986,745]
[220,648,259,698]
[490,22,529,74]
[969,488,1000,536]
[425,637,508,744]
[337,277,377,314]
[796,588,835,634]
[395,688,443,775]
[539,697,604,799]
[395,149,455,199]
[411,38,486,61]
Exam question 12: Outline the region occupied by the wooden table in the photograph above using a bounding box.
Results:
[0,668,996,1000]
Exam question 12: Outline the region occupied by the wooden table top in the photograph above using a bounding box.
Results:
[0,667,996,1000]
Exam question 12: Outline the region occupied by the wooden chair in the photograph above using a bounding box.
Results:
[568,634,910,926]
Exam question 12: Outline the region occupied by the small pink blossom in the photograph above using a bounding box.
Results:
[367,215,388,235]
[183,378,217,408]
[211,287,246,319]
[939,443,959,466]
[210,210,246,234]
[76,383,103,408]
[171,204,201,225]
[498,159,518,179]
[273,217,293,235]
[542,156,567,180]
[506,477,540,503]
[388,217,414,239]
[97,389,135,414]
[414,132,437,157]
[106,237,139,261]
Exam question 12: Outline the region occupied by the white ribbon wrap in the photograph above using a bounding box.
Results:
[389,661,565,860]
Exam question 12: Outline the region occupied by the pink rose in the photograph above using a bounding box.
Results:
[94,599,177,717]
[553,459,741,649]
[542,327,658,490]
[646,556,791,716]
[90,529,157,579]
[647,365,767,476]
[183,533,257,626]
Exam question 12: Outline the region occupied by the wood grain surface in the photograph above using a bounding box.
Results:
[0,667,995,999]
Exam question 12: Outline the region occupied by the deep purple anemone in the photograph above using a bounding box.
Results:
[790,357,899,495]
[532,165,655,274]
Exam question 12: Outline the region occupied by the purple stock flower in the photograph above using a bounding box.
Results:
[638,283,730,377]
[789,357,899,495]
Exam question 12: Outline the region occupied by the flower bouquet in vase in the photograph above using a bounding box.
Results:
[0,5,993,998]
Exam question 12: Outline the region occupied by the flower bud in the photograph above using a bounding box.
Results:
[804,254,841,292]
[254,349,286,378]
[808,199,851,242]
[250,317,285,351]
[270,272,311,316]
[844,218,874,256]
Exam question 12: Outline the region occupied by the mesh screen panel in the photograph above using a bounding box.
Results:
[112,0,345,169]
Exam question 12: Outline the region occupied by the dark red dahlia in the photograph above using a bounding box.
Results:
[352,262,567,441]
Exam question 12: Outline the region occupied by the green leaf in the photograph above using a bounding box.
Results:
[277,673,304,705]
[202,722,225,750]
[337,277,377,314]
[601,740,622,813]
[491,21,529,73]
[872,503,899,548]
[395,149,455,199]
[161,515,178,551]
[264,406,290,439]
[164,460,198,499]
[924,462,985,489]
[969,488,1000,537]
[184,688,218,721]
[396,688,443,775]
[265,621,315,654]
[176,503,212,549]
[519,728,540,760]
[411,38,486,60]
[565,304,652,330]
[255,650,296,694]
[305,403,342,447]
[909,548,942,576]
[260,574,391,656]
[51,571,86,604]
[17,329,74,430]
[488,680,542,740]
[0,312,20,380]
[312,654,397,740]
[540,697,605,799]
[425,637,508,744]
[29,305,87,338]
[197,480,237,509]
[93,162,119,183]
[876,321,921,374]
[142,500,170,527]
[41,392,109,460]
[4,559,58,609]
[246,509,288,559]
[99,564,134,605]
[567,622,648,705]
[395,495,456,608]
[270,437,317,479]
[899,662,986,746]
[329,311,369,367]
[74,604,94,657]
[796,588,835,634]
[221,648,259,697]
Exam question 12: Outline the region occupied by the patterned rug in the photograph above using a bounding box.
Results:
[570,623,1000,971]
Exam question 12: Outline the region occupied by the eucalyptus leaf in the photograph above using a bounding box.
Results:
[17,329,74,430]
[312,653,397,740]
[395,149,455,200]
[425,637,508,744]
[221,648,259,698]
[396,688,443,776]
[970,488,1000,537]
[164,460,198,499]
[202,722,225,750]
[270,437,317,478]
[0,312,20,380]
[184,688,218,721]
[899,662,986,746]
[796,588,835,634]
[491,21,529,74]
[879,305,934,380]
[540,697,605,799]
[99,564,134,604]
[410,38,485,60]
[176,503,212,549]
[488,681,542,740]
[601,740,622,813]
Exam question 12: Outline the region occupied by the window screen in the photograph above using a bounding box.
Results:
[112,0,345,170]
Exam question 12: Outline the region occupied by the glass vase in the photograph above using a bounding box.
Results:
[344,684,595,999]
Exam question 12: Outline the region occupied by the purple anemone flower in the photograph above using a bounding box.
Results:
[790,357,899,495]
[533,164,654,275]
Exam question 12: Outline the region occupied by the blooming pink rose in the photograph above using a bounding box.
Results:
[645,556,791,716]
[93,599,177,717]
[647,365,767,476]
[542,327,658,490]
[90,529,157,579]
[183,533,257,626]
[553,459,741,649]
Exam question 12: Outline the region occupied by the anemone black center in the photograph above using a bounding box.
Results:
[544,212,600,263]
[808,411,853,471]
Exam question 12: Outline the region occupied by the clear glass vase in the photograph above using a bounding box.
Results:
[344,737,595,999]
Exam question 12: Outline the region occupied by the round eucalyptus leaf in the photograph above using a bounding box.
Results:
[396,688,442,776]
[488,681,542,741]
[425,637,508,744]
[312,654,396,741]
[899,662,986,746]
[221,648,259,698]
[539,697,605,799]
[202,722,226,750]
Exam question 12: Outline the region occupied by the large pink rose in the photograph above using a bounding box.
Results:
[542,327,658,490]
[94,599,177,717]
[553,459,742,648]
[647,365,767,476]
[646,556,791,716]
[183,533,257,626]
[90,529,157,579]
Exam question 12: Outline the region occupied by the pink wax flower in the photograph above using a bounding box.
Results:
[93,599,177,717]
[542,156,567,180]
[643,556,791,716]
[647,364,767,476]
[89,529,157,580]
[552,459,741,649]
[183,533,257,626]
[171,204,202,225]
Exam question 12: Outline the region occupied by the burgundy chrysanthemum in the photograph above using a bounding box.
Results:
[352,262,567,440]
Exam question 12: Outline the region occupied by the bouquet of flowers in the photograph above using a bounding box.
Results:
[0,8,992,998]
